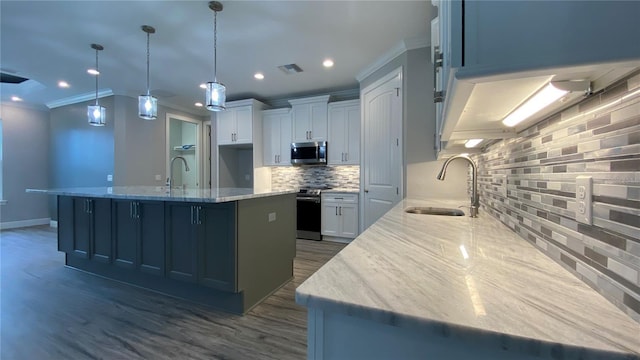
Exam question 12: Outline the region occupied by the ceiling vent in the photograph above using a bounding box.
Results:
[278,63,303,75]
[1,72,29,84]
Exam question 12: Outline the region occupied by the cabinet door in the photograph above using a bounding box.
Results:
[292,104,311,142]
[216,110,236,145]
[165,203,198,282]
[344,105,360,165]
[321,202,340,236]
[113,200,137,269]
[339,204,358,238]
[234,106,253,144]
[198,203,237,291]
[278,115,292,164]
[262,113,279,166]
[328,106,346,165]
[72,197,90,259]
[91,198,112,263]
[138,201,165,276]
[309,102,328,141]
[57,196,74,253]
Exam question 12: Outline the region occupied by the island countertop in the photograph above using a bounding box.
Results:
[26,186,296,203]
[295,198,640,358]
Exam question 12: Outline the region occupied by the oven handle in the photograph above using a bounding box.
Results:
[297,196,321,203]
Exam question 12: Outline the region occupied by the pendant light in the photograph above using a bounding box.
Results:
[138,25,158,120]
[87,43,106,126]
[205,1,226,111]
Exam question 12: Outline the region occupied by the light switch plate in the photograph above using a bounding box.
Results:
[575,176,592,225]
[268,212,276,222]
[155,174,162,181]
[107,174,113,182]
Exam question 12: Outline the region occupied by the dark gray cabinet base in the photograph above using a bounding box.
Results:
[57,193,296,315]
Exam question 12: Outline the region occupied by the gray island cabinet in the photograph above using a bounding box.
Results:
[32,187,296,315]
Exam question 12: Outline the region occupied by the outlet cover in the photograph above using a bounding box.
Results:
[268,212,276,222]
[575,176,592,225]
[155,174,162,181]
[107,174,113,182]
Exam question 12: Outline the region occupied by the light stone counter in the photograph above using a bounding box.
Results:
[296,198,640,359]
[322,188,359,194]
[27,186,296,203]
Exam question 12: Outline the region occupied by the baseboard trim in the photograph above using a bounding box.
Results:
[0,218,51,230]
[321,236,353,244]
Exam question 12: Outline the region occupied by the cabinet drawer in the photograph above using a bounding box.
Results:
[322,193,357,203]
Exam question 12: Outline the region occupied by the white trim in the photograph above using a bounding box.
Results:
[50,220,58,228]
[46,89,114,109]
[356,37,428,82]
[166,113,204,189]
[0,217,51,230]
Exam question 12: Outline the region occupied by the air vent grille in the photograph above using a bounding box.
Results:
[1,72,29,84]
[278,63,303,75]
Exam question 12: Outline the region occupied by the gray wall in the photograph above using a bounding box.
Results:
[360,47,468,201]
[0,103,50,224]
[476,73,640,321]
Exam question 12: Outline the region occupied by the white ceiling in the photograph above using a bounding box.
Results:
[0,1,432,115]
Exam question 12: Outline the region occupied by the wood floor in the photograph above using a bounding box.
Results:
[0,226,345,360]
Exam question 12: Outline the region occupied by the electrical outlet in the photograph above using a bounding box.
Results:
[245,174,250,181]
[107,174,113,182]
[268,212,276,222]
[497,174,507,197]
[155,174,162,181]
[575,176,592,225]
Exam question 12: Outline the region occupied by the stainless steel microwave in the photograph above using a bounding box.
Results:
[291,141,327,165]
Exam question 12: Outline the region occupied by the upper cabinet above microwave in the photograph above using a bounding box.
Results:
[432,0,640,156]
[289,95,330,143]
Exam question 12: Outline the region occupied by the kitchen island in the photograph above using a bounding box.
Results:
[28,186,296,314]
[296,198,640,359]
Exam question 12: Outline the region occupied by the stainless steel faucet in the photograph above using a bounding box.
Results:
[437,154,479,218]
[167,156,190,190]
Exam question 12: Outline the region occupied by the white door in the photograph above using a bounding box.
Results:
[345,105,360,164]
[321,202,340,236]
[361,68,403,231]
[292,104,311,142]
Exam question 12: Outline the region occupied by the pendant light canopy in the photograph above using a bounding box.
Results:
[88,43,106,126]
[205,1,226,112]
[138,25,158,120]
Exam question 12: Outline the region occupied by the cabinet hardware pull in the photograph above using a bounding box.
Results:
[136,202,140,219]
[130,202,133,218]
[88,200,92,214]
[335,206,338,216]
[309,130,312,139]
[190,206,194,225]
[197,206,202,224]
[345,153,348,162]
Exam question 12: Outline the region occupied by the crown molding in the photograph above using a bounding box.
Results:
[46,89,114,109]
[356,36,429,83]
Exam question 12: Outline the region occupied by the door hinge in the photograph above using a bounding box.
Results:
[434,90,445,103]
[395,87,400,97]
[396,138,399,146]
[396,187,399,195]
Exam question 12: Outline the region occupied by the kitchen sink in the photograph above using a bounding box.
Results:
[404,207,465,216]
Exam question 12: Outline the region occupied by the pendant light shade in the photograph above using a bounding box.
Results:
[138,25,158,120]
[205,1,226,112]
[88,43,106,126]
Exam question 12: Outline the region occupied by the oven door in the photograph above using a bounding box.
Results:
[296,196,322,240]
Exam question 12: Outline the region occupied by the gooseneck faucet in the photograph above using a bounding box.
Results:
[437,154,479,218]
[167,156,190,190]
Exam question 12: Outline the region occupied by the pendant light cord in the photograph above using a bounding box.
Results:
[95,48,99,106]
[146,31,151,96]
[213,10,217,82]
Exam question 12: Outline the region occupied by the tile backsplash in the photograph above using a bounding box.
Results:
[476,72,640,322]
[271,165,359,190]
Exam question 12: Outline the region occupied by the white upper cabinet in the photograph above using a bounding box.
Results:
[432,0,640,156]
[289,95,330,142]
[262,108,292,166]
[328,100,360,165]
[216,99,265,145]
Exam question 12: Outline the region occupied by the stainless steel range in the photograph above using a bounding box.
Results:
[296,187,329,240]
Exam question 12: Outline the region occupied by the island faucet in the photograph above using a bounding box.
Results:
[437,154,479,218]
[167,156,190,190]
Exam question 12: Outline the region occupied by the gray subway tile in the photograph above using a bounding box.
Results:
[585,247,609,267]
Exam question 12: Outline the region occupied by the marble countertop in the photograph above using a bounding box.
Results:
[26,186,296,203]
[322,188,359,194]
[295,198,640,358]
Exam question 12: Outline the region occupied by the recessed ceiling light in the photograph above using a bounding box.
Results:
[195,102,203,107]
[11,96,23,101]
[254,73,264,80]
[323,59,334,68]
[58,81,70,88]
[199,83,207,89]
[87,69,99,75]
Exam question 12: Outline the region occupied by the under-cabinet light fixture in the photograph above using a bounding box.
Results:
[464,139,483,148]
[502,80,590,127]
[205,1,226,111]
[87,43,106,126]
[138,25,158,120]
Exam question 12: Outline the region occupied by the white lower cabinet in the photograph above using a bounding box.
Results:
[321,192,358,240]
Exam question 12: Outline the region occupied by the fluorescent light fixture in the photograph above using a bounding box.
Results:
[323,59,334,68]
[502,83,567,127]
[465,139,483,148]
[254,72,264,80]
[58,81,70,88]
